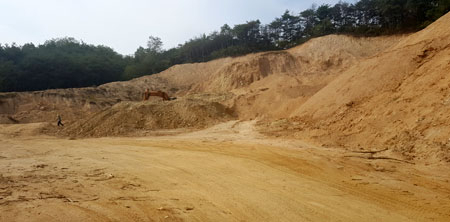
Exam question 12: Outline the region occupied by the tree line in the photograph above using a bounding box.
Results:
[1,0,449,92]
[0,38,126,92]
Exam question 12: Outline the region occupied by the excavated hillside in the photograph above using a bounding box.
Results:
[219,35,404,119]
[262,12,450,163]
[193,35,402,93]
[0,59,228,124]
[0,34,401,125]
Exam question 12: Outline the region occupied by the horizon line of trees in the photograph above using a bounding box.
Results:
[1,0,449,92]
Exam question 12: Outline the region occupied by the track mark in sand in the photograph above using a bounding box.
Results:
[34,164,48,169]
[84,168,115,181]
[0,190,68,206]
[111,196,155,202]
[344,154,414,164]
[120,183,141,190]
[0,190,12,199]
[0,163,105,206]
[0,192,94,206]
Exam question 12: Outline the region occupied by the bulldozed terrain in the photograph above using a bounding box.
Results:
[1,12,450,222]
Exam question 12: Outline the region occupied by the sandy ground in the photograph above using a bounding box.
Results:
[0,122,449,222]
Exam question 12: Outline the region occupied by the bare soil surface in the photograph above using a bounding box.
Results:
[1,122,449,221]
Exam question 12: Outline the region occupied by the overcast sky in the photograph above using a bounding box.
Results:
[0,0,347,55]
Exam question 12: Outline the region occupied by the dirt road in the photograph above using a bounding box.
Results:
[0,122,449,221]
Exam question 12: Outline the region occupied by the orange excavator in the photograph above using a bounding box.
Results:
[142,89,172,101]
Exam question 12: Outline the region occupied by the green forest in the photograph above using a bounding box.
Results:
[1,0,449,92]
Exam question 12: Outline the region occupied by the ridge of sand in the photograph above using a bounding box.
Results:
[47,96,235,138]
[272,12,450,163]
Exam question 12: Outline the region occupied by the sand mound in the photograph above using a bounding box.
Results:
[48,97,234,138]
[99,57,234,97]
[192,35,403,94]
[282,12,450,162]
[0,88,121,124]
[192,51,299,92]
[223,35,404,119]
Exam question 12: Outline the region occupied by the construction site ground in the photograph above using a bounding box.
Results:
[1,122,449,222]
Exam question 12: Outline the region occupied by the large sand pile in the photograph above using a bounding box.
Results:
[225,35,404,119]
[266,12,450,163]
[99,57,234,97]
[45,96,234,138]
[193,35,403,93]
[0,88,120,124]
